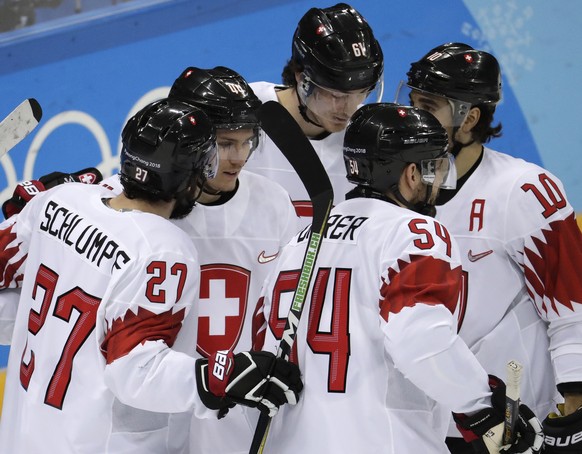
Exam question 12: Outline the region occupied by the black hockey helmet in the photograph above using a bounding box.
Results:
[120,98,218,200]
[343,103,451,194]
[406,42,502,106]
[169,66,261,130]
[292,3,383,92]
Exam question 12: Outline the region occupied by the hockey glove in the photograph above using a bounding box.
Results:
[195,350,303,418]
[542,404,582,453]
[2,167,103,219]
[2,179,46,219]
[39,167,103,188]
[453,375,544,454]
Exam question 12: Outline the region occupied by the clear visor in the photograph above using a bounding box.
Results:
[299,75,384,124]
[216,129,260,163]
[420,152,457,190]
[394,81,471,129]
[202,142,219,180]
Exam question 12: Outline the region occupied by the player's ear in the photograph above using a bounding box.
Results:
[461,106,481,134]
[399,163,418,195]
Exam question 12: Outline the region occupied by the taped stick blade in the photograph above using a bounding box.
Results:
[0,98,43,157]
[27,98,43,123]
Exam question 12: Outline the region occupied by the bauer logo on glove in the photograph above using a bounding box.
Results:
[195,350,303,419]
[543,404,582,453]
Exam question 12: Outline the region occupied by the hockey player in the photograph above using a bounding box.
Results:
[0,168,103,343]
[245,3,383,223]
[399,42,582,453]
[0,66,299,453]
[165,66,300,454]
[252,103,543,454]
[0,98,302,453]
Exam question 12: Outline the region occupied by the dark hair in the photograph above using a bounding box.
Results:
[281,59,302,86]
[472,104,502,143]
[120,180,170,203]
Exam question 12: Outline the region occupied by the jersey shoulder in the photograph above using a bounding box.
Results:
[100,173,122,194]
[481,147,553,185]
[236,170,298,232]
[328,198,461,266]
[58,184,196,258]
[238,169,292,203]
[249,81,279,102]
[481,147,573,235]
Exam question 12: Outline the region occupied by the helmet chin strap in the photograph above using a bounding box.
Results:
[450,126,475,157]
[295,88,325,129]
[393,184,437,218]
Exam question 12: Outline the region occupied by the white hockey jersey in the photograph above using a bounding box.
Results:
[245,82,356,223]
[0,184,208,454]
[253,197,493,454]
[168,170,299,454]
[436,148,582,436]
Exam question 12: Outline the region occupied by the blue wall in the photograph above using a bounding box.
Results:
[0,0,581,369]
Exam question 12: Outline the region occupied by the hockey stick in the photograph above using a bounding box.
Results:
[249,101,334,454]
[0,99,43,158]
[503,360,523,445]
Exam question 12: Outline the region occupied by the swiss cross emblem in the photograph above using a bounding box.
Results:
[196,264,251,357]
[189,116,197,125]
[397,108,407,117]
[316,25,326,35]
[464,53,474,63]
[79,173,97,184]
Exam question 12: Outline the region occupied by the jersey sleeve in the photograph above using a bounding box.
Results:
[0,288,19,344]
[0,190,49,289]
[504,167,582,386]
[378,216,462,320]
[384,304,492,413]
[378,216,492,413]
[100,247,211,415]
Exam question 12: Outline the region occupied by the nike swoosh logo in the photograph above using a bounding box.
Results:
[258,250,279,264]
[467,249,493,262]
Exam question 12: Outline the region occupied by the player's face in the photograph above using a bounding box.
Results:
[305,83,370,133]
[409,91,456,143]
[204,128,256,193]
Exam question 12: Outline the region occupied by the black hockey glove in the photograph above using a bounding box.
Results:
[195,350,303,419]
[2,167,103,219]
[542,404,582,453]
[453,375,544,454]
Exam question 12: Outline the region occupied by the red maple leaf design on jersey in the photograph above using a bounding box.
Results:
[0,224,26,288]
[101,305,186,364]
[524,213,582,316]
[379,254,462,322]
